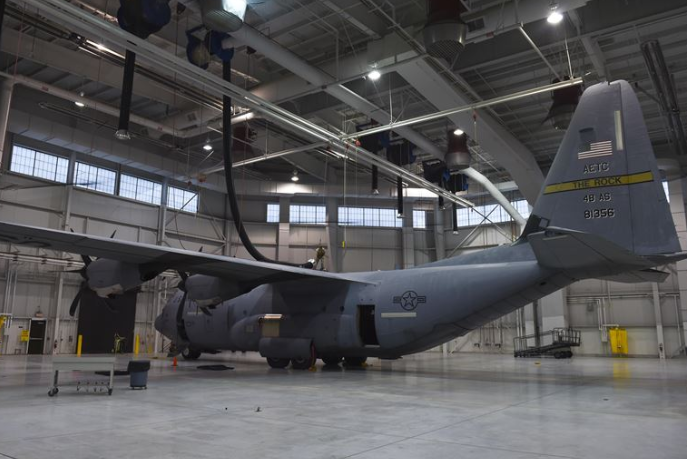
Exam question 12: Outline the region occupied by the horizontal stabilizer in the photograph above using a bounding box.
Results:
[597,269,670,284]
[528,227,653,275]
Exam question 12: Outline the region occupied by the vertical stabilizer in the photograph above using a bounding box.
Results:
[528,80,679,256]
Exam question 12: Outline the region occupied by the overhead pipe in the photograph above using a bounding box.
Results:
[517,26,562,80]
[0,71,253,140]
[222,24,522,220]
[20,0,475,209]
[641,40,687,156]
[343,78,583,141]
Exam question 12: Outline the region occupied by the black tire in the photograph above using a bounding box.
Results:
[266,357,290,369]
[554,352,562,359]
[321,356,343,366]
[566,351,573,358]
[291,354,315,370]
[181,348,201,360]
[343,356,367,367]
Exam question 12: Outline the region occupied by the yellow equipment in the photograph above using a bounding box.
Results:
[609,327,628,355]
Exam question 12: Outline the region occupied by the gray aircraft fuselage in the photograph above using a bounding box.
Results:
[155,242,568,359]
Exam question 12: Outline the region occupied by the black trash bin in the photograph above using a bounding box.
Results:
[127,360,151,389]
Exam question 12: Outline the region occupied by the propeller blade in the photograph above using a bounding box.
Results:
[199,306,213,317]
[110,230,117,239]
[175,290,189,342]
[80,255,92,267]
[69,288,84,317]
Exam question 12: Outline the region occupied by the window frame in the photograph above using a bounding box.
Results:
[119,173,163,205]
[9,145,69,183]
[167,186,199,213]
[74,161,117,195]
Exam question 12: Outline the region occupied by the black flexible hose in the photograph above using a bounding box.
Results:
[221,60,310,268]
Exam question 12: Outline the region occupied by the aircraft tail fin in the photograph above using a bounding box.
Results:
[524,80,681,267]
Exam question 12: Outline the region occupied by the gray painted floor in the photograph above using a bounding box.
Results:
[0,352,686,459]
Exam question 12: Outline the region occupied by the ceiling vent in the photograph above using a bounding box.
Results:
[199,0,247,32]
[422,0,467,64]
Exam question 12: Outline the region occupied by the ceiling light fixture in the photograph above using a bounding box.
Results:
[291,171,299,182]
[453,128,464,136]
[203,143,213,152]
[74,101,85,108]
[368,69,381,81]
[547,3,564,25]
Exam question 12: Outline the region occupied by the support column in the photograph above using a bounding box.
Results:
[433,200,446,261]
[401,199,414,269]
[541,290,568,330]
[157,178,169,245]
[653,283,666,359]
[668,177,687,354]
[325,197,339,272]
[277,196,290,262]
[0,78,14,169]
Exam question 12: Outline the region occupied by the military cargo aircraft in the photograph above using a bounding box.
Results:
[0,80,683,369]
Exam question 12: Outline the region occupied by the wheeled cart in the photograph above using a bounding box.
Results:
[49,356,116,396]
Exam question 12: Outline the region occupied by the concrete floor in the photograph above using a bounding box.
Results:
[0,353,686,459]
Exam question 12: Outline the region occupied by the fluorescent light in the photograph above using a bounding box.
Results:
[74,101,85,108]
[547,10,564,24]
[291,171,299,182]
[453,128,464,136]
[203,143,213,151]
[368,70,381,81]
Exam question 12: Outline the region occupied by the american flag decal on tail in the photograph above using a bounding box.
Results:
[578,140,613,160]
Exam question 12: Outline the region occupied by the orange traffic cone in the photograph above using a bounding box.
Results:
[173,356,178,367]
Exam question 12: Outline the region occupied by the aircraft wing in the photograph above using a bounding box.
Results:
[0,220,369,286]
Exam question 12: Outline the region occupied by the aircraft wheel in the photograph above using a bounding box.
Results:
[343,356,367,367]
[291,354,315,370]
[181,348,201,360]
[321,356,343,366]
[266,357,290,369]
[565,351,573,358]
[554,352,563,359]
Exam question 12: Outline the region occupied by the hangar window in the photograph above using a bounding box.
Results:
[455,200,531,228]
[120,174,162,205]
[413,210,426,229]
[338,207,403,228]
[167,186,198,213]
[75,162,116,194]
[266,203,280,223]
[10,145,68,183]
[290,205,326,225]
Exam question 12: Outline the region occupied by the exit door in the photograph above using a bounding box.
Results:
[357,305,379,346]
[28,319,46,355]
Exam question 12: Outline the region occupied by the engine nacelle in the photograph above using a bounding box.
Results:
[184,275,241,307]
[86,259,144,297]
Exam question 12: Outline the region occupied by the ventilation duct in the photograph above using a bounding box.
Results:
[422,0,467,64]
[200,0,247,32]
[445,129,470,171]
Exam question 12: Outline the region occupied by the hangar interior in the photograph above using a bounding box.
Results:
[0,0,686,458]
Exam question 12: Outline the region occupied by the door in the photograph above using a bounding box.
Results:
[357,305,379,346]
[28,319,46,355]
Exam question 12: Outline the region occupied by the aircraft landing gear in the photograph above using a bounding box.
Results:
[181,348,201,360]
[343,356,367,367]
[291,354,315,370]
[266,357,290,369]
[321,356,343,366]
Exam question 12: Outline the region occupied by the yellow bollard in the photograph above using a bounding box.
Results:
[76,334,83,357]
[134,334,140,356]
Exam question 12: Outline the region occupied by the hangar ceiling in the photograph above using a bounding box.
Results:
[1,0,686,204]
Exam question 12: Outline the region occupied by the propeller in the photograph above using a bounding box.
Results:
[176,271,213,317]
[65,256,117,317]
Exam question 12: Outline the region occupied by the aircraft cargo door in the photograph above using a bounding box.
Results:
[357,305,379,346]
